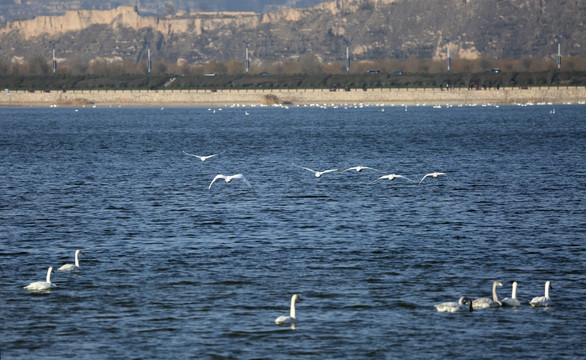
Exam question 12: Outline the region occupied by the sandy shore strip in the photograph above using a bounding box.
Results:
[1,87,585,107]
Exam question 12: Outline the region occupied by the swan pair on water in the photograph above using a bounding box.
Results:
[24,250,84,291]
[435,280,553,312]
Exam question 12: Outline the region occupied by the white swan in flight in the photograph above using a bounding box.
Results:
[58,249,84,272]
[418,172,447,186]
[208,174,251,189]
[183,150,224,162]
[370,173,416,184]
[472,280,503,309]
[435,296,473,312]
[502,281,521,307]
[530,281,553,307]
[337,166,383,174]
[24,267,55,291]
[275,294,303,325]
[292,163,339,178]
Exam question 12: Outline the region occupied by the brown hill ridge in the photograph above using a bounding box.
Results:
[0,0,584,65]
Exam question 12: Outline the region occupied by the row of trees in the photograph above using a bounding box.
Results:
[2,54,586,77]
[2,70,584,91]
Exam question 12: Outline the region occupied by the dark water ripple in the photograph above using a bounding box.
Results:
[0,105,585,359]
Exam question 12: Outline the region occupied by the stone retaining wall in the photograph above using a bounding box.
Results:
[1,86,585,107]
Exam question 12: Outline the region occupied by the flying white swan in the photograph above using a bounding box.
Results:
[337,166,384,174]
[418,172,447,186]
[183,150,224,162]
[275,294,303,325]
[502,281,521,307]
[370,173,416,184]
[292,163,339,178]
[58,249,84,272]
[530,281,553,307]
[208,174,251,189]
[472,280,503,309]
[435,296,473,312]
[24,267,55,291]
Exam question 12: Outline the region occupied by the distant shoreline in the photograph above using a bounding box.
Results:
[1,86,585,107]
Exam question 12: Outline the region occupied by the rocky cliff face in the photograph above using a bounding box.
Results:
[0,0,584,65]
[0,6,262,39]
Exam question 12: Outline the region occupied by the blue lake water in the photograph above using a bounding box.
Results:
[0,105,585,359]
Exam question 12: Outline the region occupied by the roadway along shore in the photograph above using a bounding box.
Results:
[1,86,585,107]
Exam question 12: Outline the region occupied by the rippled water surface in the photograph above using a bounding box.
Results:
[1,105,585,359]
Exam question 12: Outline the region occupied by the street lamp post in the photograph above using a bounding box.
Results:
[244,41,250,74]
[50,41,58,75]
[555,35,564,71]
[345,39,351,74]
[147,41,152,75]
[444,37,452,72]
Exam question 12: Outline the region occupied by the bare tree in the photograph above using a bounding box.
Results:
[225,60,243,75]
[28,56,49,75]
[298,53,321,74]
[520,57,533,71]
[67,54,89,75]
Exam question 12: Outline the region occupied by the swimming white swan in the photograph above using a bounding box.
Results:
[418,172,447,186]
[24,267,55,291]
[208,174,251,189]
[502,281,521,307]
[370,174,416,184]
[530,281,553,307]
[183,150,224,162]
[58,249,84,271]
[275,294,303,325]
[472,280,503,309]
[337,166,383,174]
[435,296,473,312]
[292,163,339,178]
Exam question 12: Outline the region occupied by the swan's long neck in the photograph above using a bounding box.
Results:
[492,282,501,304]
[46,268,52,284]
[74,251,80,267]
[512,282,518,299]
[544,281,550,299]
[290,297,297,319]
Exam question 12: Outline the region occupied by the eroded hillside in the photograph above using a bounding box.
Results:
[0,0,583,65]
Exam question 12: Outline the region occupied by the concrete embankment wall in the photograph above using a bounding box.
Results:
[1,86,585,107]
